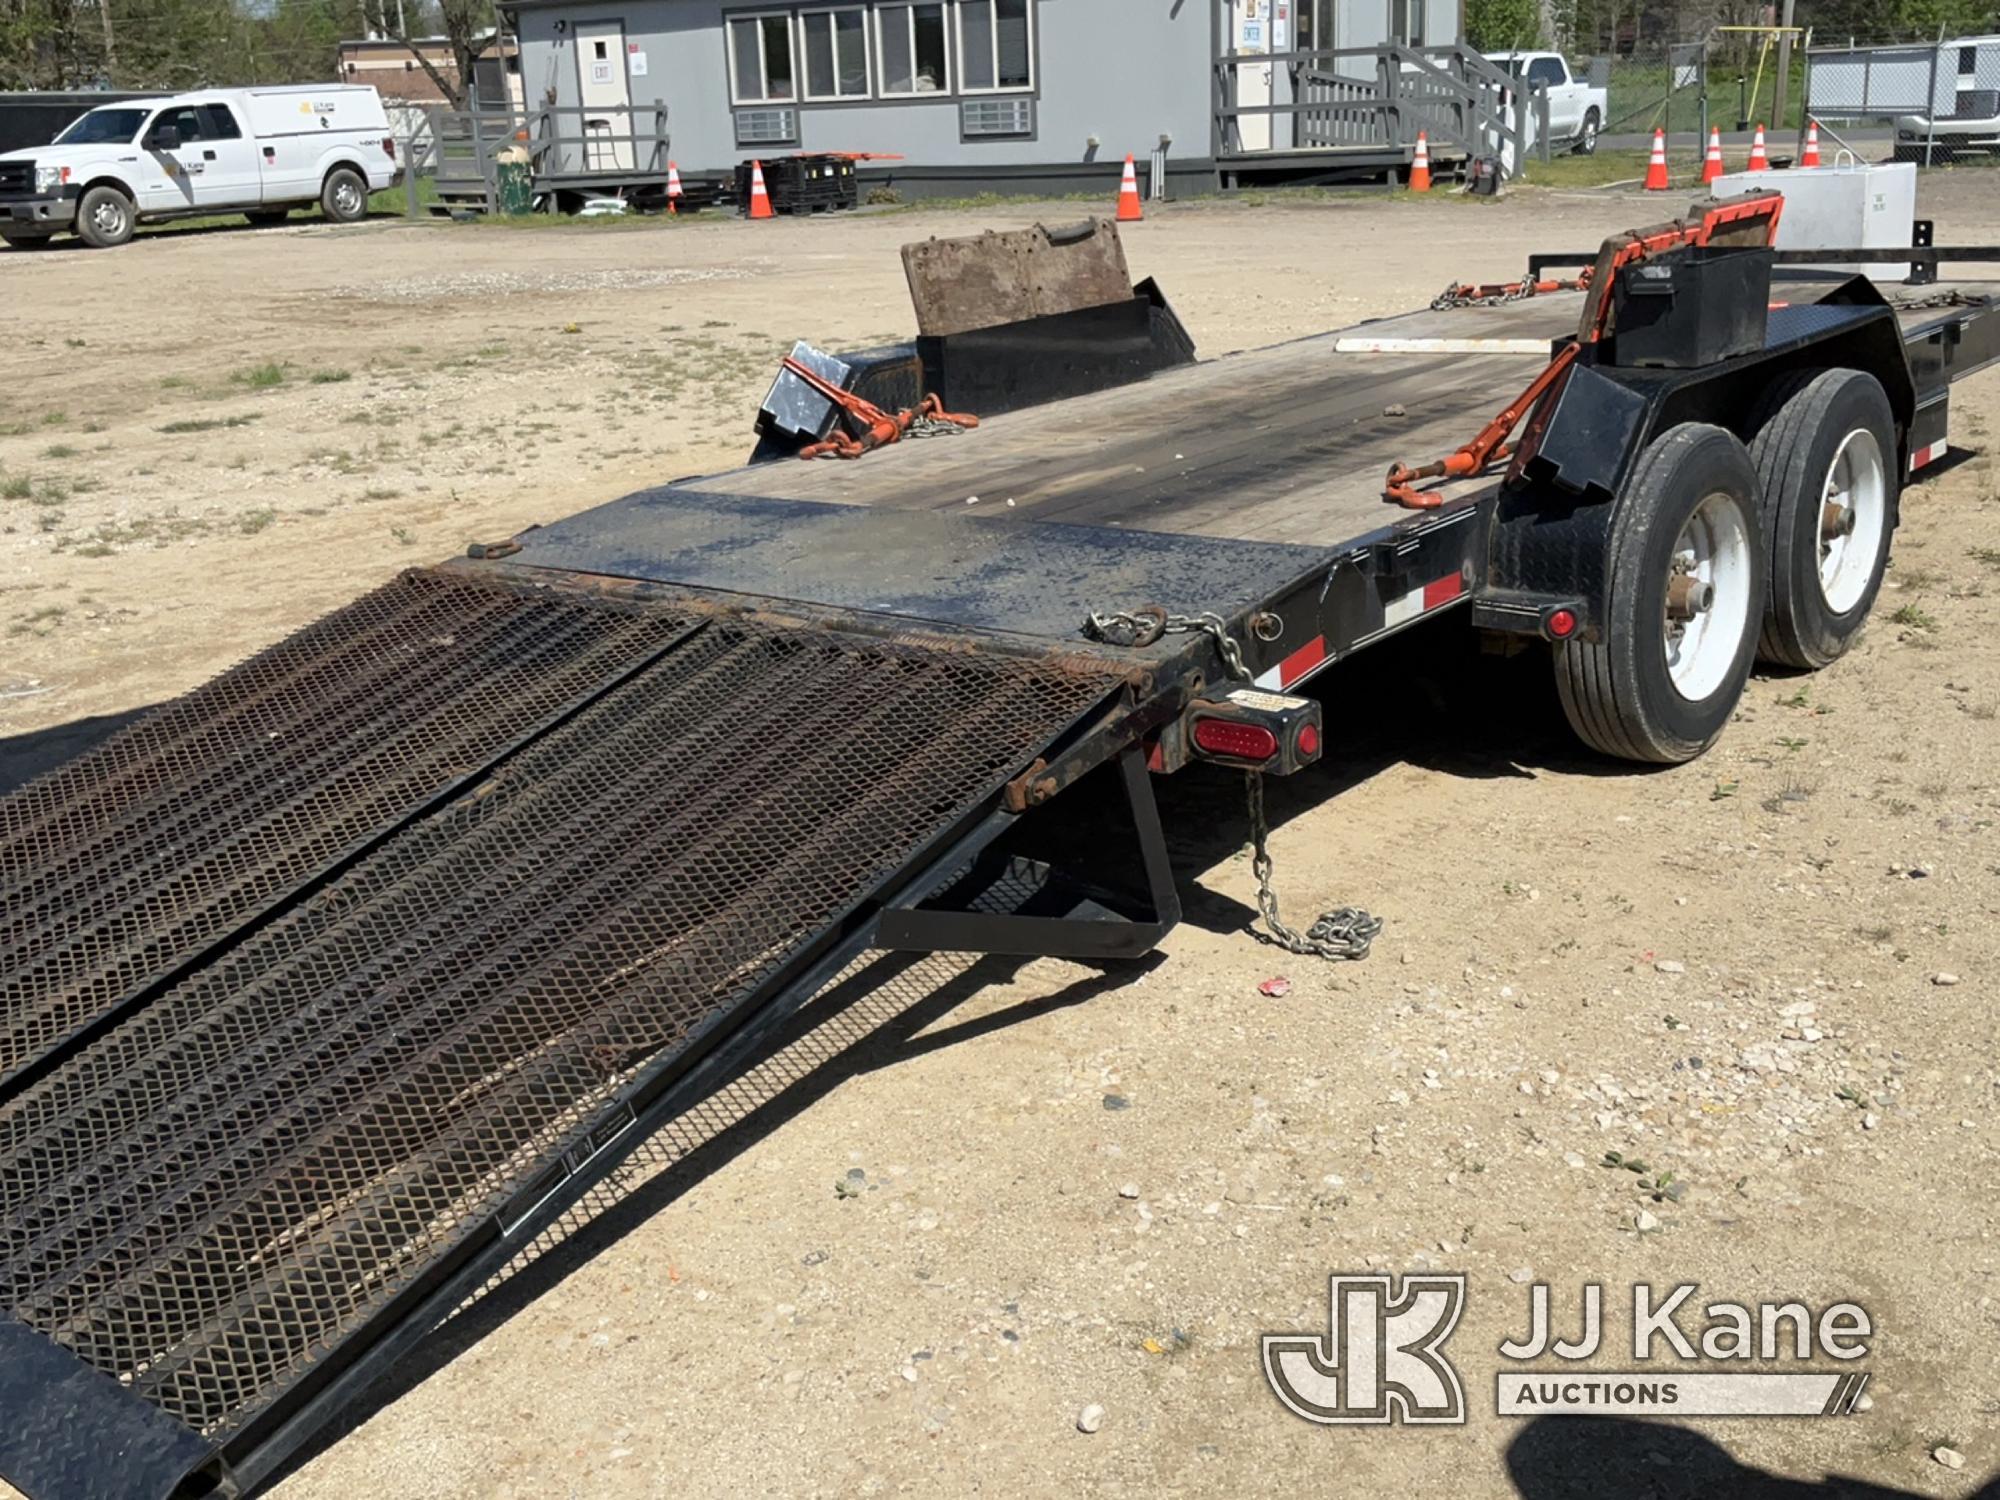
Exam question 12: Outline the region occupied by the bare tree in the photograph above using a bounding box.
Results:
[389,0,497,109]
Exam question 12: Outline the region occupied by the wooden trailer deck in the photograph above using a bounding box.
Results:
[655,279,1995,553]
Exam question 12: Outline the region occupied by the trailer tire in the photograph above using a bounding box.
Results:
[1747,368,1896,670]
[1555,423,1763,764]
[321,167,368,223]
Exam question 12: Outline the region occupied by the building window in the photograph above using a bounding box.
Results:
[957,0,1031,93]
[801,7,870,99]
[1391,0,1425,48]
[878,2,949,95]
[728,11,797,102]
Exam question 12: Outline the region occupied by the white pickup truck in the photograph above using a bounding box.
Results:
[0,84,399,249]
[1487,51,1608,155]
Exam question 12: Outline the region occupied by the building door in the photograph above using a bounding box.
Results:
[1229,0,1272,151]
[575,20,635,171]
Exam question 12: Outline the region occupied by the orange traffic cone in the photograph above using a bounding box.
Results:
[1801,118,1822,168]
[746,159,775,219]
[1643,127,1670,191]
[666,160,683,214]
[1747,124,1769,171]
[1116,154,1143,221]
[1409,130,1431,193]
[1699,127,1724,185]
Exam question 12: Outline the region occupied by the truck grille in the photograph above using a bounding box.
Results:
[0,161,33,197]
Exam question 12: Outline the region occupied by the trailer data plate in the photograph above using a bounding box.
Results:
[0,569,1125,1500]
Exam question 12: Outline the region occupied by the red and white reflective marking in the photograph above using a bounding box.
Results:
[1909,440,1947,472]
[1251,570,1468,690]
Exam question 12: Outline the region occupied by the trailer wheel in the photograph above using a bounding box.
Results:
[1748,368,1896,670]
[1555,423,1763,764]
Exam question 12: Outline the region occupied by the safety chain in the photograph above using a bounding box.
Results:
[1430,282,1538,312]
[1083,606,1249,681]
[906,413,971,438]
[1888,288,1989,313]
[1246,772,1383,962]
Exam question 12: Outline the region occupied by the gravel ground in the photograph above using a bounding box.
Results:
[2,176,1998,1500]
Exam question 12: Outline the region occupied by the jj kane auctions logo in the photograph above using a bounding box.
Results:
[1264,1275,1872,1424]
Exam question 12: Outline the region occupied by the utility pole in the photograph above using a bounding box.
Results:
[1773,0,1797,136]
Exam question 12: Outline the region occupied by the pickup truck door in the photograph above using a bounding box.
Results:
[188,101,262,207]
[1527,56,1577,137]
[137,105,200,212]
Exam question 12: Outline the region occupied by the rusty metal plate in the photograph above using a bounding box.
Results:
[902,218,1133,337]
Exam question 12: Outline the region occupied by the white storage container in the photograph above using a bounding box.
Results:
[1710,158,1916,281]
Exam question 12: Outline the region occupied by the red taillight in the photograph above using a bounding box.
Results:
[1297,722,1321,758]
[1545,607,1578,640]
[382,136,397,159]
[1191,717,1279,763]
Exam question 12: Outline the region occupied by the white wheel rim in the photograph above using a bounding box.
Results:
[1816,428,1886,615]
[92,199,124,236]
[1664,491,1753,701]
[334,181,361,216]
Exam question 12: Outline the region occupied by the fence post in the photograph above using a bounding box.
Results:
[1924,33,1939,168]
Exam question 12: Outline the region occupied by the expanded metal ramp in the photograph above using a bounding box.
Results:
[0,568,1127,1500]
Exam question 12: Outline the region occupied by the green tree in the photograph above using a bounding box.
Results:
[1466,0,1544,52]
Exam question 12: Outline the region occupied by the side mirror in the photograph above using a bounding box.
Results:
[150,124,181,151]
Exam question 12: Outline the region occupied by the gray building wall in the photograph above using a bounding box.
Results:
[509,0,1465,188]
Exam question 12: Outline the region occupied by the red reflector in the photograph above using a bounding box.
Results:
[1546,608,1578,639]
[1297,723,1322,758]
[1192,717,1279,762]
[383,136,397,158]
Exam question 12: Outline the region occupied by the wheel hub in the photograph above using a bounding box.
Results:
[1817,429,1886,615]
[1663,490,1753,702]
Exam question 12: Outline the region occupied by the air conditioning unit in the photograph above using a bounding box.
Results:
[735,107,798,146]
[961,98,1033,137]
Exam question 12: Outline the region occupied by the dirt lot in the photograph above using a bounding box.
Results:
[3,180,1999,1500]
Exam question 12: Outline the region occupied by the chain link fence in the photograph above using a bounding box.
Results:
[1807,37,2000,166]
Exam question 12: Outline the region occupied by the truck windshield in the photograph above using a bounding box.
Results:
[54,108,150,145]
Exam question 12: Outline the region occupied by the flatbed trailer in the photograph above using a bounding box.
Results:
[2,199,1998,1500]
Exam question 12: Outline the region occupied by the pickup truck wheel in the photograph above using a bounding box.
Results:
[245,208,289,226]
[321,168,367,223]
[1573,109,1600,155]
[75,185,135,248]
[1555,423,1763,764]
[1748,368,1896,670]
[0,230,54,250]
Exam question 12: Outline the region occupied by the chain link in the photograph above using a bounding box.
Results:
[1083,606,1249,681]
[1246,772,1382,962]
[906,414,970,438]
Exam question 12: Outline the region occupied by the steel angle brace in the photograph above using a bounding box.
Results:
[876,747,1179,962]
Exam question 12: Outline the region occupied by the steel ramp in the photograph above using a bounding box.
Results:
[0,568,1129,1500]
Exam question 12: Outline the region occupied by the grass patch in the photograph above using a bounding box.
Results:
[1890,602,1939,631]
[0,475,31,500]
[40,443,76,459]
[309,369,352,385]
[232,363,287,390]
[158,414,261,435]
[160,375,193,390]
[237,507,276,535]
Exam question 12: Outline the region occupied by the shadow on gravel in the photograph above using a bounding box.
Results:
[0,704,153,795]
[269,944,1160,1488]
[1507,1415,2000,1499]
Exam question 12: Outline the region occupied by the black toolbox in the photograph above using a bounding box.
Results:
[1607,246,1773,368]
[736,154,858,214]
